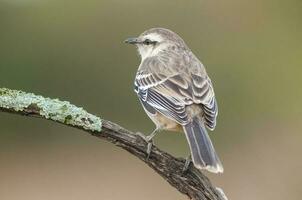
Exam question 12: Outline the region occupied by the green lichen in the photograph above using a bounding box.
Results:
[0,88,9,96]
[0,88,102,132]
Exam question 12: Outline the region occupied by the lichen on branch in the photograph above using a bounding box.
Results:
[0,88,102,132]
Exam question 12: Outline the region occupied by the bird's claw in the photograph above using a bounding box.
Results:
[136,132,154,159]
[146,140,153,159]
[182,155,192,174]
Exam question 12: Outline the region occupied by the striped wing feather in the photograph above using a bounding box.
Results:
[135,61,218,130]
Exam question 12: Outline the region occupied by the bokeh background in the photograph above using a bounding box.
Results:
[1,0,302,199]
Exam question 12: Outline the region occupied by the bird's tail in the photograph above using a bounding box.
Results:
[183,117,223,173]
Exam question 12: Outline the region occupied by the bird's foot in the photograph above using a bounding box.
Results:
[182,155,192,174]
[136,132,154,159]
[146,138,154,160]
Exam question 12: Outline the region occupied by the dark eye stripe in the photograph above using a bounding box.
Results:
[143,39,157,45]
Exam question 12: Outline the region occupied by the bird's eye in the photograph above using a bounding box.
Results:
[143,39,155,45]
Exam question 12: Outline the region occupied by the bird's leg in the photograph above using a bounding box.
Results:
[182,154,192,173]
[137,128,159,159]
[145,128,159,142]
[145,128,159,159]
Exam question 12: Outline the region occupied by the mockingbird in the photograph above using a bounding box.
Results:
[125,28,223,173]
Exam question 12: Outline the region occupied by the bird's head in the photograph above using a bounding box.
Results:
[125,28,187,60]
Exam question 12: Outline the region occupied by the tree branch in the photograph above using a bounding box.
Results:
[0,88,227,200]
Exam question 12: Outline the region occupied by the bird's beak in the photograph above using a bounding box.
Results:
[124,37,140,45]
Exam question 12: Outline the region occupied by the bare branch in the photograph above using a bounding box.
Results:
[0,88,226,200]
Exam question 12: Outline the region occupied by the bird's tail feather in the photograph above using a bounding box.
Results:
[183,117,223,173]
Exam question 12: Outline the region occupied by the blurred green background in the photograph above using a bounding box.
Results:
[1,0,302,199]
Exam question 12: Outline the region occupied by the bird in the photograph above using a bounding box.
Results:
[125,28,223,173]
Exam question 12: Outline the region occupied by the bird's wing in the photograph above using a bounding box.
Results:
[135,71,190,125]
[191,74,218,130]
[135,56,218,129]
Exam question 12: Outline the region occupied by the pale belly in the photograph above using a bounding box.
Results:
[147,111,183,132]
